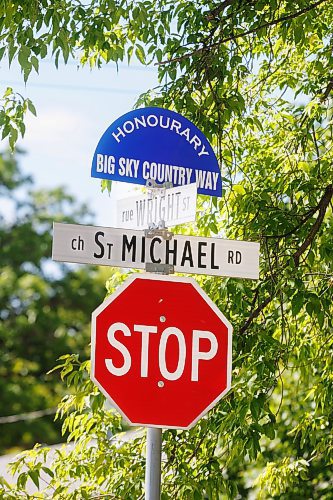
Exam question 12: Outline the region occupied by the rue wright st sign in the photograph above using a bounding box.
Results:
[116,183,197,230]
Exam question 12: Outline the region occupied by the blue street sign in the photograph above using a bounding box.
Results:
[91,107,222,197]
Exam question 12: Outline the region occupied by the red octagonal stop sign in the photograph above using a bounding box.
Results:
[91,274,232,429]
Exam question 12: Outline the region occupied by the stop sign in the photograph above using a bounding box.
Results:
[91,274,232,429]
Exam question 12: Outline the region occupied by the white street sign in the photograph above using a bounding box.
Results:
[116,183,197,229]
[52,222,260,279]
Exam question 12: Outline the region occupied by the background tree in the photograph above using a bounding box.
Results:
[0,149,109,454]
[1,1,333,498]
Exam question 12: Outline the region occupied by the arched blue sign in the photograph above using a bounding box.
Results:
[91,107,222,197]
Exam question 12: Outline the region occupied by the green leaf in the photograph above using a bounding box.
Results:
[233,184,246,195]
[28,469,40,488]
[156,48,163,63]
[18,46,31,70]
[315,309,324,328]
[31,55,39,73]
[209,221,218,234]
[2,124,10,140]
[127,45,134,64]
[262,423,275,440]
[135,44,145,64]
[306,301,314,316]
[23,63,32,83]
[8,43,17,65]
[60,364,74,380]
[291,293,303,316]
[250,398,261,421]
[42,466,54,478]
[40,44,48,59]
[9,128,18,150]
[17,472,28,489]
[4,87,13,97]
[27,99,37,116]
[101,179,112,193]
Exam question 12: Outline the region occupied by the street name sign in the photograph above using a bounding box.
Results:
[91,273,233,429]
[116,183,197,230]
[52,222,260,279]
[91,107,222,197]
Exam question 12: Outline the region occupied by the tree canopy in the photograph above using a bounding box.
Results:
[0,149,108,454]
[1,0,333,498]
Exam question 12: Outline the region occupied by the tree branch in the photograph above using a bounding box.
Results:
[293,184,333,266]
[206,0,237,20]
[264,206,318,239]
[239,295,272,335]
[0,407,57,424]
[239,184,333,335]
[158,0,329,66]
[321,79,333,100]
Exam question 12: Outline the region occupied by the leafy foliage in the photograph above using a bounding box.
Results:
[1,0,333,498]
[0,150,108,454]
[0,87,35,150]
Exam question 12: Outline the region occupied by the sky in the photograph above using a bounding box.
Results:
[0,57,159,226]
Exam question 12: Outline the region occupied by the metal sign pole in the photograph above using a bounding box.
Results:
[144,193,173,500]
[145,427,162,500]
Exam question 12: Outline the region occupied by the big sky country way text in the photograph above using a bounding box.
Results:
[91,108,222,196]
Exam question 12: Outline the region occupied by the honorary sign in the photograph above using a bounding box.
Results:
[91,274,233,429]
[116,183,197,230]
[91,107,222,197]
[52,222,260,279]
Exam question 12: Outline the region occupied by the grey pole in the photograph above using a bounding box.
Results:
[145,427,162,500]
[144,190,171,500]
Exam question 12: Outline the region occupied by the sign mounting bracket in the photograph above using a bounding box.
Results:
[144,219,174,275]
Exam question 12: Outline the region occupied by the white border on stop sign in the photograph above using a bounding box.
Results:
[90,273,233,430]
